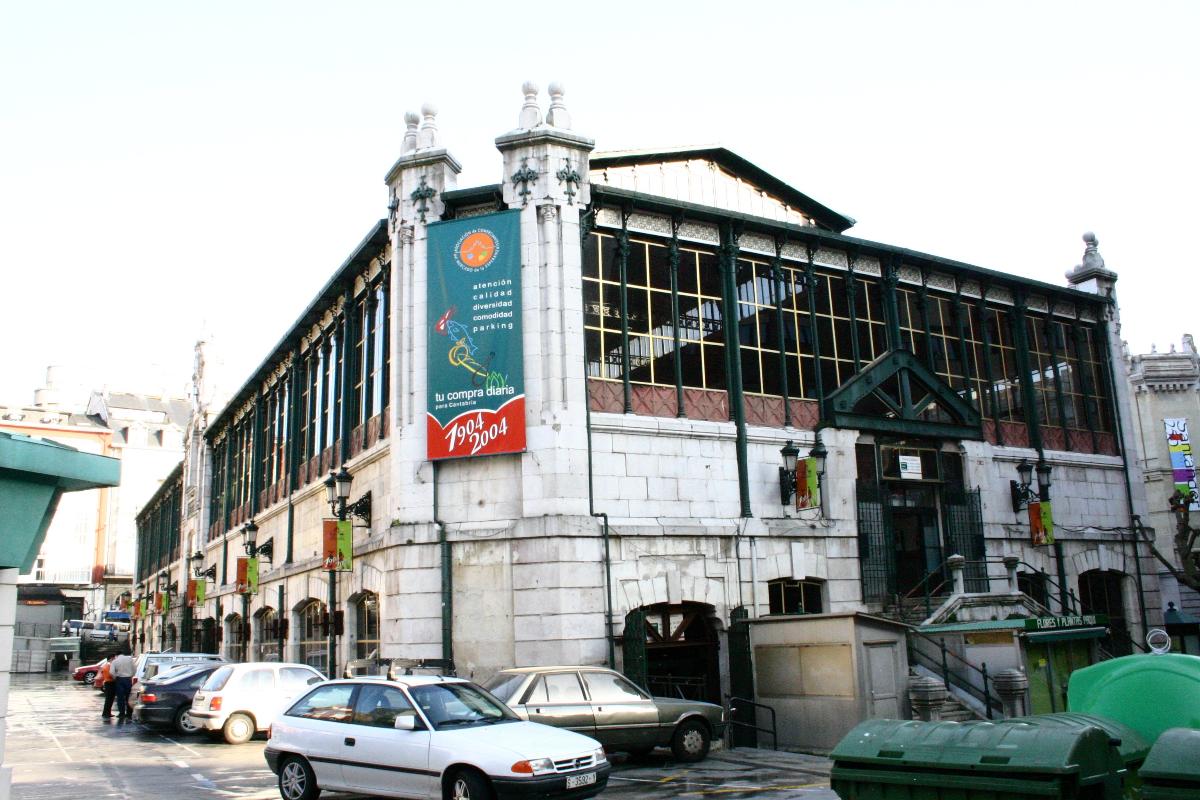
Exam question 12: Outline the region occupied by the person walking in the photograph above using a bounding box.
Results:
[110,648,135,721]
[99,654,117,718]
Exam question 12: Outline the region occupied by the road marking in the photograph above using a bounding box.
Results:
[659,772,683,783]
[174,760,190,769]
[192,774,206,781]
[679,781,831,796]
[41,725,73,762]
[161,735,202,757]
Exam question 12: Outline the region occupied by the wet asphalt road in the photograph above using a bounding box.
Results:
[7,674,837,799]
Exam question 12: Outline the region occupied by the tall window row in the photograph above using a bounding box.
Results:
[582,230,1113,442]
[136,470,182,582]
[207,269,390,540]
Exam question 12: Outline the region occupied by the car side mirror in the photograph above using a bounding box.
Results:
[394,714,416,731]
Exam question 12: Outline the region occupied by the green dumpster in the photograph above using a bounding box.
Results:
[1140,727,1200,800]
[999,713,1149,797]
[1068,654,1200,745]
[830,718,1125,800]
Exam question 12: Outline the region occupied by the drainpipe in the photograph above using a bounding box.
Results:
[748,537,760,618]
[1097,312,1149,634]
[582,209,617,670]
[432,461,453,671]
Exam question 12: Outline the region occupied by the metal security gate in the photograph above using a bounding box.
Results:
[727,606,757,747]
[857,481,895,604]
[622,608,648,691]
[943,485,987,591]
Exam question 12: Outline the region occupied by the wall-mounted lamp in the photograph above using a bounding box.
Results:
[242,518,274,562]
[191,549,217,580]
[779,434,827,506]
[325,468,372,525]
[1010,458,1052,513]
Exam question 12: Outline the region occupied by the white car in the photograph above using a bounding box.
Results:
[265,676,610,800]
[191,662,326,744]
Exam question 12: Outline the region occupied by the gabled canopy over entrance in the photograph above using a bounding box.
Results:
[826,350,982,440]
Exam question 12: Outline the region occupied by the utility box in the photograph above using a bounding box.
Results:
[831,718,1126,800]
[1139,727,1200,800]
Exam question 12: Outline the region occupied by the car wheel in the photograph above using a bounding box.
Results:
[82,671,97,685]
[447,768,493,800]
[174,706,201,735]
[278,756,320,800]
[671,719,711,762]
[222,712,255,745]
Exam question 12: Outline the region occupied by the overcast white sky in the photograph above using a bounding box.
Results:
[2,1,1197,407]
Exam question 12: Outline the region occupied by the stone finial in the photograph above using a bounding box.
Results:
[1081,232,1105,272]
[418,102,439,149]
[519,81,542,129]
[402,111,420,154]
[1184,334,1197,355]
[546,81,570,129]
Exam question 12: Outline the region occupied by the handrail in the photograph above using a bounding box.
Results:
[907,628,1002,719]
[725,695,777,750]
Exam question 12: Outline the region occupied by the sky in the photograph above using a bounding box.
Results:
[2,1,1197,407]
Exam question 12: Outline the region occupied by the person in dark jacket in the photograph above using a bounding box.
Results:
[99,654,117,718]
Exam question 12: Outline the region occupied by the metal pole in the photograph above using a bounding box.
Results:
[327,565,336,677]
[982,662,992,719]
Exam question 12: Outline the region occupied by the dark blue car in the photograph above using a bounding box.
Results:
[132,663,223,734]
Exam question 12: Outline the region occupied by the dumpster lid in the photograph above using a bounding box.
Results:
[1140,727,1200,782]
[829,718,1123,778]
[1001,713,1150,765]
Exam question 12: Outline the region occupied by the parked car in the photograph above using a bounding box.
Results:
[133,652,227,687]
[190,662,326,744]
[81,621,126,643]
[483,666,725,762]
[61,619,87,636]
[72,658,107,685]
[133,663,224,734]
[265,675,609,800]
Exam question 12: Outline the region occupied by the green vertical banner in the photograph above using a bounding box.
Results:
[426,209,526,460]
[196,578,206,605]
[337,519,353,572]
[162,592,171,616]
[246,557,259,594]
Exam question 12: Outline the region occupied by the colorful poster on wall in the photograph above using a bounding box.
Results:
[322,519,353,571]
[1029,500,1055,546]
[795,457,820,510]
[1164,418,1200,510]
[426,210,526,460]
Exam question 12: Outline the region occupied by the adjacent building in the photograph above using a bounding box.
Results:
[134,85,1161,718]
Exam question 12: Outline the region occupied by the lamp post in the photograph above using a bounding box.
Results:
[1011,458,1067,611]
[323,469,371,678]
[779,434,827,509]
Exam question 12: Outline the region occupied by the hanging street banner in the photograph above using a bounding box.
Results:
[186,579,197,607]
[322,519,353,572]
[795,457,820,510]
[426,209,526,460]
[1164,418,1200,510]
[162,591,171,616]
[131,600,140,620]
[236,557,259,594]
[139,598,147,618]
[195,576,206,605]
[1029,500,1055,546]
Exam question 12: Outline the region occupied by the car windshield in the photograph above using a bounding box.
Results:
[409,682,518,730]
[481,672,526,702]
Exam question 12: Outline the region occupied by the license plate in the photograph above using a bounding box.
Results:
[565,772,596,789]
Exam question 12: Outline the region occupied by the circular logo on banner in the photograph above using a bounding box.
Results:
[456,230,499,270]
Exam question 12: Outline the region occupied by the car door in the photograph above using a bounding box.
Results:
[582,670,659,748]
[282,683,358,789]
[517,672,597,738]
[343,684,434,798]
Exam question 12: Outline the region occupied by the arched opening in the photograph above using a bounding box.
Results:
[225,613,245,662]
[624,602,721,704]
[353,592,380,661]
[255,607,279,661]
[166,623,178,651]
[296,599,328,671]
[1079,569,1132,655]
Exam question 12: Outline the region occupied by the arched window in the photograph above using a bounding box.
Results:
[355,593,380,661]
[298,600,327,671]
[256,607,279,661]
[1079,570,1131,655]
[226,614,245,662]
[767,577,825,615]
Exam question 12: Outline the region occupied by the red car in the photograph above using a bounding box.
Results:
[73,659,107,685]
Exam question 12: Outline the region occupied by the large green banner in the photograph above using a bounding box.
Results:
[426,210,525,459]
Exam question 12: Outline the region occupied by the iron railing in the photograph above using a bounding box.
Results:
[907,627,1003,719]
[725,695,777,750]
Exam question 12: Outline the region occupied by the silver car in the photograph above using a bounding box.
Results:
[483,666,725,762]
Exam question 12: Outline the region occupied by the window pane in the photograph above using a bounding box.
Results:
[289,684,355,722]
[353,685,415,728]
[584,672,647,702]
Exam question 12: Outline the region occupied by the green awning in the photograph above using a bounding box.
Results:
[1024,626,1107,643]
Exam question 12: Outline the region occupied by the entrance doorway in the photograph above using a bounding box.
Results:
[623,603,721,705]
[888,485,942,596]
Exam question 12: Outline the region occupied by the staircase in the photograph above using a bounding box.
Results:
[935,695,979,722]
[884,595,946,627]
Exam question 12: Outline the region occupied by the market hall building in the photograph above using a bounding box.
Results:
[134,84,1160,730]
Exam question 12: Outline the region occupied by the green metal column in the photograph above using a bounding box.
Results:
[340,287,355,464]
[1044,317,1072,438]
[975,294,1004,446]
[805,243,826,418]
[617,210,632,414]
[771,236,792,426]
[846,251,863,370]
[720,223,751,518]
[1010,291,1044,454]
[668,216,685,418]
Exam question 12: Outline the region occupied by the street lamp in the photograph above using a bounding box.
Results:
[323,469,371,678]
[1010,458,1051,513]
[242,517,273,562]
[778,434,827,507]
[191,550,217,580]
